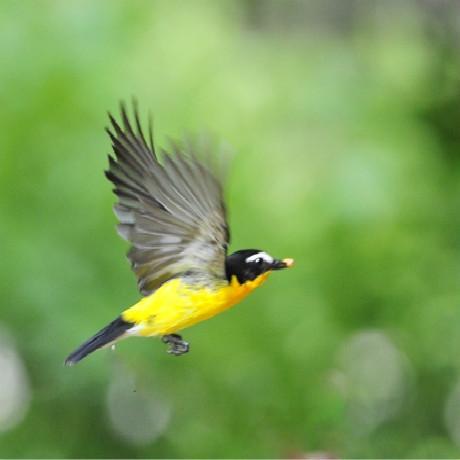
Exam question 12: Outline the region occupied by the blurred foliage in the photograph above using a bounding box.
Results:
[1,0,460,458]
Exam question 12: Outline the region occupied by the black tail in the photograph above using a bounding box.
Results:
[65,316,133,366]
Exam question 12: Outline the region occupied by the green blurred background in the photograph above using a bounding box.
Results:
[1,0,460,458]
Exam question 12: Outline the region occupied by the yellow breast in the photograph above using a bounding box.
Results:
[122,273,270,336]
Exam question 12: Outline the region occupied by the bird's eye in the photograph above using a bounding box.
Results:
[254,257,263,264]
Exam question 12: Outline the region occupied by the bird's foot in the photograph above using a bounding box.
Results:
[162,334,190,356]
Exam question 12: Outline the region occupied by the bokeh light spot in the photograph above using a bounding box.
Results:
[0,324,31,432]
[335,329,413,436]
[106,371,171,446]
[444,378,460,447]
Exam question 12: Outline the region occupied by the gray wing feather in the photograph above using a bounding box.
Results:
[106,102,230,295]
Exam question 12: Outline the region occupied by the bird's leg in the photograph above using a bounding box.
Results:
[161,334,190,356]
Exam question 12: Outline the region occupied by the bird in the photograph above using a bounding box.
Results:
[64,102,294,365]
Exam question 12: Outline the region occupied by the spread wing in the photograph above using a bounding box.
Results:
[105,102,230,296]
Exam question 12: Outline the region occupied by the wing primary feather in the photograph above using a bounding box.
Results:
[112,116,195,221]
[132,98,149,149]
[119,102,152,166]
[184,142,216,212]
[135,207,192,233]
[106,156,150,196]
[148,110,155,156]
[162,152,208,222]
[172,153,210,221]
[105,101,230,294]
[108,114,151,171]
[106,126,146,177]
[114,204,135,224]
[148,151,204,222]
[106,154,142,187]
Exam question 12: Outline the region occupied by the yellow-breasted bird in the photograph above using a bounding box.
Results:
[65,102,294,365]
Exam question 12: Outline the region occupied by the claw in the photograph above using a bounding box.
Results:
[162,334,190,356]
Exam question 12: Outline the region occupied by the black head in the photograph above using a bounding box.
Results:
[225,249,294,284]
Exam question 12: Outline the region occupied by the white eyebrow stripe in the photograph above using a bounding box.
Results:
[245,252,274,264]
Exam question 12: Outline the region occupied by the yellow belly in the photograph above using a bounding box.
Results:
[121,273,270,336]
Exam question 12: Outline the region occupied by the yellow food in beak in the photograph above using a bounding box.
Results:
[282,258,294,268]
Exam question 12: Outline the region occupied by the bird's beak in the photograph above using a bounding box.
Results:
[271,258,295,270]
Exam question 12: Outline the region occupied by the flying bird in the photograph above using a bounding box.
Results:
[65,102,294,365]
